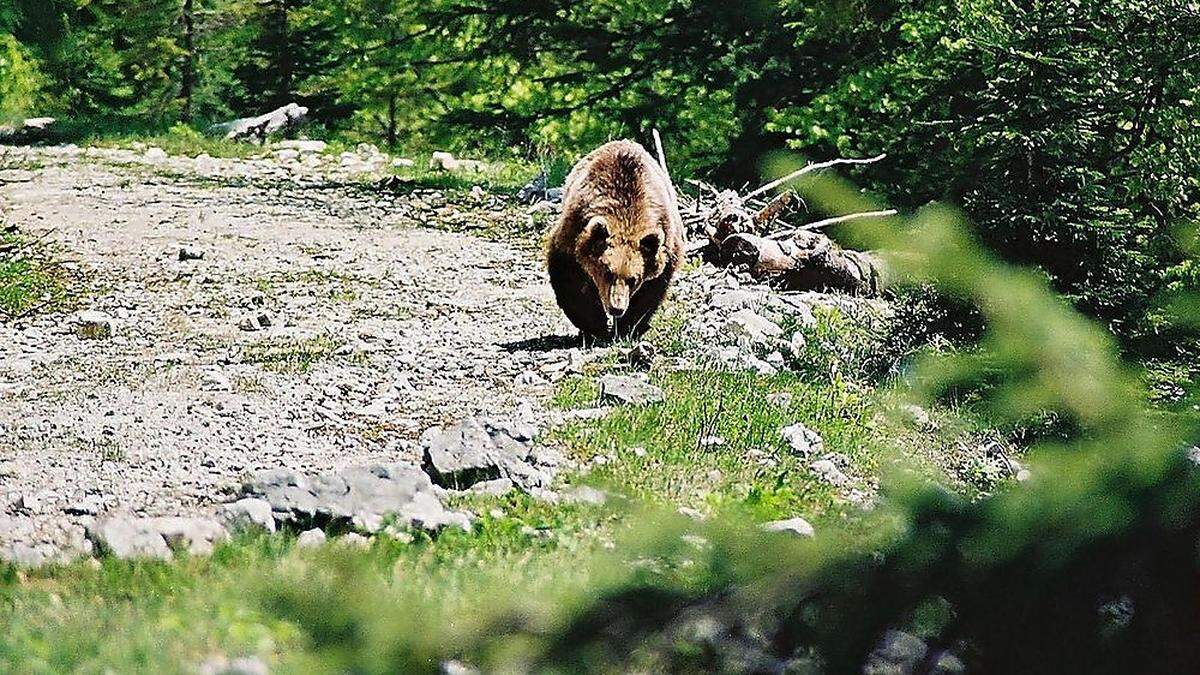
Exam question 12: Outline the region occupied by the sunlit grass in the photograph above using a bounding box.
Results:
[240,336,342,374]
[0,231,72,318]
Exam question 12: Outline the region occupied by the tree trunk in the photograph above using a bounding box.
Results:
[269,0,294,108]
[386,93,398,148]
[181,0,195,122]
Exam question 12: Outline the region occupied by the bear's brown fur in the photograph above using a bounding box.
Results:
[546,140,684,340]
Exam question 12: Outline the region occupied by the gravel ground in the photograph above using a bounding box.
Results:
[0,145,578,563]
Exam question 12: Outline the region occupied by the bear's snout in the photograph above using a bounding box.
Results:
[607,285,630,317]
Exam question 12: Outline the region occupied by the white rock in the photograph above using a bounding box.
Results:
[781,423,824,455]
[149,516,229,556]
[144,147,168,161]
[763,517,815,538]
[897,403,937,431]
[338,532,371,549]
[296,528,326,548]
[220,498,276,534]
[727,309,783,344]
[810,459,852,487]
[276,139,327,153]
[429,151,458,171]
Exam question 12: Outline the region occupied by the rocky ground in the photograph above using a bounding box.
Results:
[0,143,987,569]
[0,145,586,564]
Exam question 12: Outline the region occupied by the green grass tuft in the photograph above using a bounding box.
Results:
[0,230,72,318]
[241,336,342,373]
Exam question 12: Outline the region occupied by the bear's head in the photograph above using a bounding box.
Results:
[575,213,668,318]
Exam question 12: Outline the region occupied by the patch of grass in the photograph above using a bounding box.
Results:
[0,230,73,318]
[61,121,266,159]
[382,161,538,193]
[551,368,876,521]
[0,497,618,673]
[253,270,363,305]
[241,336,342,373]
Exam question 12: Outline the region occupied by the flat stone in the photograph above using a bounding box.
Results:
[296,528,326,548]
[276,139,327,153]
[421,416,550,491]
[337,532,371,549]
[148,516,228,555]
[178,245,205,261]
[242,464,470,534]
[762,517,815,538]
[597,374,664,405]
[238,313,272,331]
[810,459,851,487]
[87,518,172,560]
[709,289,761,310]
[726,309,782,344]
[219,498,276,534]
[74,310,115,340]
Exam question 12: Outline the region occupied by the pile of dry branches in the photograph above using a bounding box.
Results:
[666,138,894,296]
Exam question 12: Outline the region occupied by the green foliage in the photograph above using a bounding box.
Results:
[770,0,1200,349]
[0,32,45,121]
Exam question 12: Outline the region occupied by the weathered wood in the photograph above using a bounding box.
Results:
[206,103,308,142]
[744,153,886,200]
[721,230,885,296]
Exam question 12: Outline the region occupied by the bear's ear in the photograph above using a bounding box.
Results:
[640,231,662,257]
[580,216,609,256]
[584,216,609,239]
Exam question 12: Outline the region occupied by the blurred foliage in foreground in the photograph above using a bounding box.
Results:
[259,178,1200,673]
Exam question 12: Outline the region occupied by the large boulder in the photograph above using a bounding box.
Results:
[422,416,554,491]
[86,516,228,560]
[597,374,665,405]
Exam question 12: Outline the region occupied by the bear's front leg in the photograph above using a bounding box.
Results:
[547,249,613,340]
[617,267,674,339]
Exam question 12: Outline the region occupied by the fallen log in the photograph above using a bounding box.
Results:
[0,117,56,145]
[722,230,885,296]
[207,103,308,142]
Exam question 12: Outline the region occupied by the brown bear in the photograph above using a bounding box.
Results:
[545,140,685,341]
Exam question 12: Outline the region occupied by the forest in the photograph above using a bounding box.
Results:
[2,0,1200,672]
